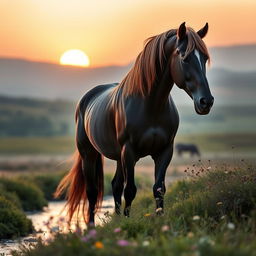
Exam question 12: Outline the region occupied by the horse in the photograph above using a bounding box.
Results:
[175,143,201,157]
[55,22,214,225]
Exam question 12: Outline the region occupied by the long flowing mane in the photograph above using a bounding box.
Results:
[118,27,210,97]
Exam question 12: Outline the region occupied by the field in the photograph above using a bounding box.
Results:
[10,166,256,256]
[0,133,255,156]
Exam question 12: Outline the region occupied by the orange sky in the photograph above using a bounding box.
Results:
[0,0,256,67]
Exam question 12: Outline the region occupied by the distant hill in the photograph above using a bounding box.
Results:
[0,44,255,105]
[209,44,256,71]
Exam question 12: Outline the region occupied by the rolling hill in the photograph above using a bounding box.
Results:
[0,44,255,105]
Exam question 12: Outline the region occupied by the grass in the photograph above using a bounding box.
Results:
[12,165,256,256]
[0,133,255,155]
[0,136,75,155]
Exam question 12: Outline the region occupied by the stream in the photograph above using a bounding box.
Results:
[0,197,114,256]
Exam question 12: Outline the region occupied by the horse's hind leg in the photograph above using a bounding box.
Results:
[77,123,103,226]
[82,152,103,225]
[152,145,173,215]
[111,160,124,214]
[121,143,137,217]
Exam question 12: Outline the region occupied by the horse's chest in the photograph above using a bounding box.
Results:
[136,126,169,155]
[128,113,179,157]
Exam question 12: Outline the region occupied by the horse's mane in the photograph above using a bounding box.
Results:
[118,27,210,97]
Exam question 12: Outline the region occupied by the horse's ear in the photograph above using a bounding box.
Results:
[177,22,186,40]
[197,23,208,38]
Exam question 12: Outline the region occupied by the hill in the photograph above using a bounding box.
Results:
[0,44,255,105]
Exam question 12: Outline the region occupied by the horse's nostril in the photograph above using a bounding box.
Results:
[200,97,207,107]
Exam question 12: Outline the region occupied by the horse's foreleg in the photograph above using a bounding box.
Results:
[152,145,173,215]
[111,161,124,215]
[121,143,136,217]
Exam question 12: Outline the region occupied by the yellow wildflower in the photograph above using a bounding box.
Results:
[94,241,104,249]
[144,213,151,217]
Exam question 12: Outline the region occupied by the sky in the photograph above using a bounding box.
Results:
[0,0,256,67]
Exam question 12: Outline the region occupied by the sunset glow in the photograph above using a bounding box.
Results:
[0,0,256,67]
[60,50,90,67]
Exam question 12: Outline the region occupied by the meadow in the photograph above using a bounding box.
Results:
[10,165,256,256]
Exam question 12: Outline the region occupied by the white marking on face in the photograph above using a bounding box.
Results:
[194,49,202,70]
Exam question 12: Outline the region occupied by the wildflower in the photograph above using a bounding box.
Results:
[187,232,194,238]
[227,222,235,230]
[216,201,223,206]
[192,215,200,221]
[88,229,97,238]
[94,241,104,249]
[117,240,130,246]
[142,241,150,246]
[161,225,169,232]
[144,213,151,217]
[59,217,65,222]
[81,236,89,242]
[220,215,226,220]
[114,227,121,233]
[207,166,211,170]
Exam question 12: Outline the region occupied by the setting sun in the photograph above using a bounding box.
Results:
[60,49,90,67]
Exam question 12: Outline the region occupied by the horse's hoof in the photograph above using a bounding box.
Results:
[124,208,130,217]
[156,207,164,216]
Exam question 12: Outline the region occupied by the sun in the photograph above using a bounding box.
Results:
[60,49,90,67]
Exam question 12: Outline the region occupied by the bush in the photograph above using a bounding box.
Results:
[0,184,22,209]
[29,173,66,201]
[0,177,47,211]
[0,196,33,239]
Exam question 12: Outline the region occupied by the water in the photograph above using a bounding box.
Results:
[0,197,114,255]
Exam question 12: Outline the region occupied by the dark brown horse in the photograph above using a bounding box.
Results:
[55,22,214,225]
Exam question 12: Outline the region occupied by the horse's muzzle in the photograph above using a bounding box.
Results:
[195,96,214,115]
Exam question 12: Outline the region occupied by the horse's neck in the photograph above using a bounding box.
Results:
[147,61,174,111]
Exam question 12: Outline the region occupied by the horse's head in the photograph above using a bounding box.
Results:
[170,22,214,115]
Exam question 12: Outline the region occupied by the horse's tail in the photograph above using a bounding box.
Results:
[54,103,104,223]
[54,150,86,222]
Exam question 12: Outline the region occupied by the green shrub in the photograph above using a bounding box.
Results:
[0,184,22,209]
[0,196,32,239]
[29,173,66,201]
[0,177,47,211]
